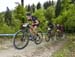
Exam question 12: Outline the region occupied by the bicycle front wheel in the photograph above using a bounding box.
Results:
[45,33,51,42]
[34,31,43,45]
[13,30,29,49]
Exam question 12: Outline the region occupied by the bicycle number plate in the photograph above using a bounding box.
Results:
[23,23,29,27]
[48,28,51,30]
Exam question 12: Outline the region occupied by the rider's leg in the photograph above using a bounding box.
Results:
[29,26,34,35]
[33,26,38,35]
[29,25,38,35]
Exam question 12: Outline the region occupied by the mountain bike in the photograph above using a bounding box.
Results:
[45,27,55,42]
[13,23,43,49]
[55,29,65,40]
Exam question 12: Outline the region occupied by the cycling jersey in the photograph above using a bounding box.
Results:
[48,22,54,30]
[28,16,39,27]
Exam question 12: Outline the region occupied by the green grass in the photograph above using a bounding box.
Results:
[52,34,75,57]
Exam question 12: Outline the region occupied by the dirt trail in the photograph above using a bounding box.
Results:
[0,38,67,57]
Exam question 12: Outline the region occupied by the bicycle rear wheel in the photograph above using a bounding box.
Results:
[13,30,29,49]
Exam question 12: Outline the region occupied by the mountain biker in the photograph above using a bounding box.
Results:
[56,24,61,33]
[47,22,54,34]
[26,13,40,36]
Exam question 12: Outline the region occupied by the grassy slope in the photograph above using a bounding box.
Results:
[52,34,75,57]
